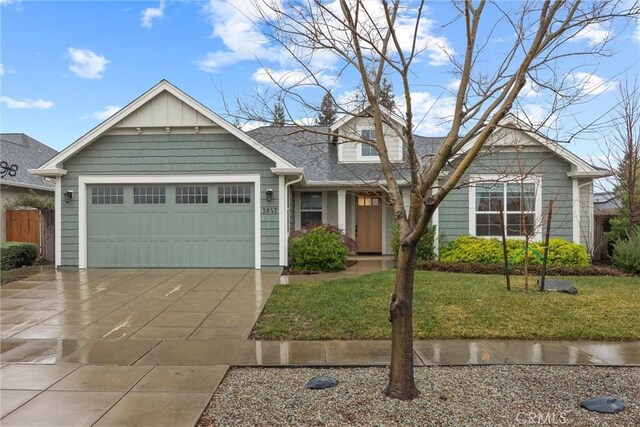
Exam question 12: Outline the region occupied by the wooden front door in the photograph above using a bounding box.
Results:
[6,209,41,253]
[356,195,382,253]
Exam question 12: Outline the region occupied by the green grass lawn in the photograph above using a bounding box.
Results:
[252,270,640,341]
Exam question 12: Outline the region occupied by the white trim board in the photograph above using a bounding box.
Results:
[76,174,262,269]
[36,80,296,174]
[468,174,543,241]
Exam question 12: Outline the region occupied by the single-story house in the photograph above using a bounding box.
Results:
[31,80,608,269]
[1,133,57,241]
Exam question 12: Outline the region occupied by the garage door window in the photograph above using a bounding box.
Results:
[176,186,208,204]
[218,185,251,204]
[133,186,166,204]
[91,187,123,205]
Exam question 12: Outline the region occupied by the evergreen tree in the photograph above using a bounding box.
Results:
[272,97,285,126]
[316,91,337,125]
[379,76,396,110]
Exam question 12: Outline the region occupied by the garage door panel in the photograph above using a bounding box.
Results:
[87,183,254,267]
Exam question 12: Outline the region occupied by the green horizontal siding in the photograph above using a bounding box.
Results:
[439,149,574,243]
[61,133,280,267]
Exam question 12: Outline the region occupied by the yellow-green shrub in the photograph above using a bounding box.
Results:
[440,236,590,267]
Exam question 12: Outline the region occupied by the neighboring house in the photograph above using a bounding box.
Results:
[1,133,57,241]
[593,191,620,261]
[32,80,607,269]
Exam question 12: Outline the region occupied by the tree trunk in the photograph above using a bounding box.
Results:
[385,242,420,400]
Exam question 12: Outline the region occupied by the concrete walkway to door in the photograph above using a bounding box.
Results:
[1,268,639,426]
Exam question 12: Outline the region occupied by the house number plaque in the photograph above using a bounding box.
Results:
[262,207,278,215]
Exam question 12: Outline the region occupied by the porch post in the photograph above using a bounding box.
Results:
[337,189,346,233]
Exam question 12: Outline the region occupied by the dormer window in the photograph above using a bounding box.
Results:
[361,129,375,141]
[360,129,377,158]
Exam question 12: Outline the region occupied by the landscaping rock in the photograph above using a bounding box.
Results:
[537,279,577,294]
[305,375,338,389]
[581,396,626,413]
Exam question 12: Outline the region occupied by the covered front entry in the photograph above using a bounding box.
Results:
[87,182,255,267]
[356,194,383,253]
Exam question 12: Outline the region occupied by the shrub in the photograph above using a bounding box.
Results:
[1,242,37,270]
[612,228,640,273]
[391,223,437,262]
[288,226,349,272]
[289,224,357,255]
[416,261,629,276]
[439,235,590,267]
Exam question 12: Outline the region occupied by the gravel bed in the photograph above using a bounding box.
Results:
[199,366,639,427]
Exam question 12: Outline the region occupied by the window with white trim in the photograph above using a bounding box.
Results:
[218,185,251,204]
[300,192,322,226]
[91,186,123,205]
[176,186,208,204]
[133,186,165,204]
[474,181,536,237]
[360,129,377,157]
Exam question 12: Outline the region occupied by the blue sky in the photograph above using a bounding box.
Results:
[1,0,639,163]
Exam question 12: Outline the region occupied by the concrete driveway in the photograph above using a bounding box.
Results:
[0,268,281,426]
[2,268,280,342]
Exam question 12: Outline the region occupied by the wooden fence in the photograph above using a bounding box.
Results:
[5,209,55,262]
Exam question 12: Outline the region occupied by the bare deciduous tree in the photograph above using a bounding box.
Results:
[601,81,640,240]
[233,0,638,400]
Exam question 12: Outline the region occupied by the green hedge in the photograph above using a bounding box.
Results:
[288,226,349,272]
[1,242,38,270]
[439,235,590,267]
[391,224,437,263]
[612,227,640,273]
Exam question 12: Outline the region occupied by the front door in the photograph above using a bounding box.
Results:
[356,195,382,253]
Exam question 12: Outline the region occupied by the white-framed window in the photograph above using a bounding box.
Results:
[470,179,540,238]
[91,186,123,205]
[176,186,208,204]
[133,186,165,204]
[300,191,323,226]
[359,129,377,158]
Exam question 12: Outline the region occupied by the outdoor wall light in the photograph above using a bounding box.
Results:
[265,188,273,203]
[64,190,73,204]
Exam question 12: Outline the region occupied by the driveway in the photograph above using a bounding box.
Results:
[0,268,281,426]
[1,268,281,342]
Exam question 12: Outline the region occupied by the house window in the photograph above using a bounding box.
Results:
[475,181,536,237]
[176,186,208,204]
[133,186,166,204]
[357,195,381,206]
[360,129,377,158]
[300,192,322,225]
[218,185,251,204]
[91,186,123,205]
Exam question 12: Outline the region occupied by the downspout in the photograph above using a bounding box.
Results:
[284,174,304,264]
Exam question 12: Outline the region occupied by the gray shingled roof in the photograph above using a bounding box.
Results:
[248,126,443,182]
[1,133,57,190]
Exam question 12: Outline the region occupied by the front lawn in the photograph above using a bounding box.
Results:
[252,270,640,340]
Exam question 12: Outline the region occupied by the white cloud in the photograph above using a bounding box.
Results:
[635,20,640,42]
[568,72,617,96]
[398,91,456,135]
[514,103,558,129]
[91,105,121,121]
[573,23,610,45]
[0,0,19,5]
[0,96,53,110]
[198,0,453,72]
[252,67,334,88]
[198,0,285,72]
[0,63,4,76]
[241,120,270,131]
[141,1,164,29]
[67,47,109,79]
